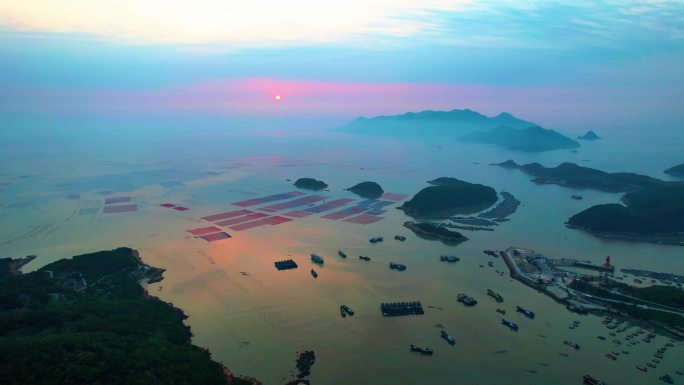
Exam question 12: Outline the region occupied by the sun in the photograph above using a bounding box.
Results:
[275,94,281,101]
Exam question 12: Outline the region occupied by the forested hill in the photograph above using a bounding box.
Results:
[0,248,246,385]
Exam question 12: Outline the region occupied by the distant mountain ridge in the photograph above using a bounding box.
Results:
[665,162,684,177]
[341,108,536,136]
[492,160,660,192]
[340,108,579,152]
[459,125,580,152]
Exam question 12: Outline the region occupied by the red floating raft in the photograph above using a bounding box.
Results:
[229,216,292,231]
[232,191,305,207]
[187,226,222,236]
[215,212,269,226]
[343,214,385,225]
[321,206,365,220]
[199,232,231,242]
[201,209,252,222]
[258,195,327,213]
[282,210,313,218]
[381,192,408,201]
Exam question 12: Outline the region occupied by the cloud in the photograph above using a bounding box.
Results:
[0,0,474,45]
[2,0,682,48]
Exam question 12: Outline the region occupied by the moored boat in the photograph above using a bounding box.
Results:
[502,319,519,331]
[582,374,607,385]
[389,262,407,271]
[457,293,477,306]
[564,340,580,350]
[487,289,504,302]
[516,306,535,319]
[409,345,433,355]
[440,255,460,262]
[311,254,324,265]
[440,330,455,345]
[340,305,354,317]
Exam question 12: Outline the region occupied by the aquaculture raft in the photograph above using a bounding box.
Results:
[275,259,298,270]
[381,301,424,317]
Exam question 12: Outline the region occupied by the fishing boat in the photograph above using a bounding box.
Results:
[440,331,456,345]
[502,319,519,331]
[310,254,324,265]
[409,345,433,355]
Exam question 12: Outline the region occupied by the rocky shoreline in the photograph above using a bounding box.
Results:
[403,221,469,244]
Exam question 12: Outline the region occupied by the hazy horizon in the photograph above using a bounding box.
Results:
[2,1,684,131]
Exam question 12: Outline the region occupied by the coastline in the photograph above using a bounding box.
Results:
[0,248,261,385]
[403,221,468,244]
[565,224,684,247]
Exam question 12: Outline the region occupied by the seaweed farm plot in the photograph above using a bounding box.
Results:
[193,191,406,233]
[232,191,305,207]
[103,204,138,214]
[321,206,365,220]
[343,214,385,225]
[187,226,222,236]
[478,192,520,221]
[215,213,269,226]
[198,232,231,242]
[323,197,404,224]
[159,203,190,211]
[443,192,521,232]
[228,216,292,231]
[283,198,354,218]
[258,195,327,213]
[202,209,253,222]
[381,192,409,201]
[104,196,131,204]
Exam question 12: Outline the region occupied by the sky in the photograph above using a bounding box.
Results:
[1,0,683,130]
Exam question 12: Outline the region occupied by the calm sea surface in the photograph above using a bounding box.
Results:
[1,115,683,384]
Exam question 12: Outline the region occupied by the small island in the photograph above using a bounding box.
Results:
[458,125,580,152]
[339,108,535,136]
[0,248,258,385]
[566,181,684,245]
[495,160,684,245]
[665,162,684,177]
[399,177,498,218]
[403,221,469,244]
[577,130,601,140]
[346,181,384,199]
[493,160,661,192]
[294,177,328,191]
